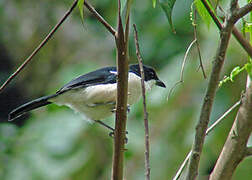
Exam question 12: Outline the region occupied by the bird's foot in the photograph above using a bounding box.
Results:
[127,105,130,113]
[111,105,130,113]
[109,131,128,144]
[109,131,115,137]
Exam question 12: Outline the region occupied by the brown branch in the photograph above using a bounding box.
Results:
[124,16,130,50]
[232,27,252,57]
[84,1,116,36]
[173,100,241,180]
[210,76,252,180]
[193,10,207,79]
[111,0,129,179]
[185,1,239,179]
[133,24,150,180]
[168,39,196,99]
[0,0,78,92]
[200,0,252,57]
[200,0,222,29]
[205,100,241,135]
[234,2,252,22]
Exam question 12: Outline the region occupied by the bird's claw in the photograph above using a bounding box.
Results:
[109,131,114,137]
[124,137,128,144]
[127,105,130,113]
[111,105,130,113]
[109,131,128,144]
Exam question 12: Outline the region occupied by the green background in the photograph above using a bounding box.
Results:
[0,0,251,179]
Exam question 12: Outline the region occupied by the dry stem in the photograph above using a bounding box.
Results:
[133,24,150,180]
[84,1,116,36]
[111,0,130,179]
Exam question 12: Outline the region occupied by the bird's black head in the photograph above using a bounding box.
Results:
[129,64,166,88]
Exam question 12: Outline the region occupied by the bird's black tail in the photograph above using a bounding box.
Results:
[8,94,58,121]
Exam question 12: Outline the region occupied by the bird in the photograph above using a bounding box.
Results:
[8,64,166,133]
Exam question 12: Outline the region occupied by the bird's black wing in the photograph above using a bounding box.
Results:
[57,66,117,94]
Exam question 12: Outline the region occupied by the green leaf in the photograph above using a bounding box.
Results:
[230,66,241,82]
[219,66,245,87]
[77,0,85,22]
[159,0,177,33]
[152,0,157,8]
[243,22,252,33]
[245,63,252,78]
[194,0,213,28]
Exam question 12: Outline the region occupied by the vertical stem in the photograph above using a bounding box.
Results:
[249,0,252,61]
[185,1,238,177]
[193,9,207,79]
[133,24,150,180]
[111,0,130,179]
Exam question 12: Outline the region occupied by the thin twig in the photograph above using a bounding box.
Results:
[232,26,252,55]
[180,40,197,81]
[193,9,207,79]
[173,100,241,180]
[173,151,192,180]
[206,100,241,134]
[133,24,150,180]
[84,1,116,36]
[0,0,78,92]
[124,16,130,51]
[200,0,222,29]
[168,39,196,99]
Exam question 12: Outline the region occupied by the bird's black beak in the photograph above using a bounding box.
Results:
[156,79,166,88]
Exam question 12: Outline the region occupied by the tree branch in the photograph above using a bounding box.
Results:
[234,2,252,22]
[84,1,116,36]
[232,27,252,57]
[200,0,252,57]
[210,76,252,180]
[111,0,129,179]
[200,0,222,29]
[0,0,78,92]
[186,1,239,179]
[133,24,150,180]
[173,100,241,180]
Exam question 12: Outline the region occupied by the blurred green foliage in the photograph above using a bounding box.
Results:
[0,0,251,179]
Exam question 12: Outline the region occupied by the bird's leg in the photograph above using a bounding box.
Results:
[94,120,114,132]
[127,105,130,113]
[94,120,128,143]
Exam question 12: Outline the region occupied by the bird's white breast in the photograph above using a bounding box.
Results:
[50,72,155,121]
